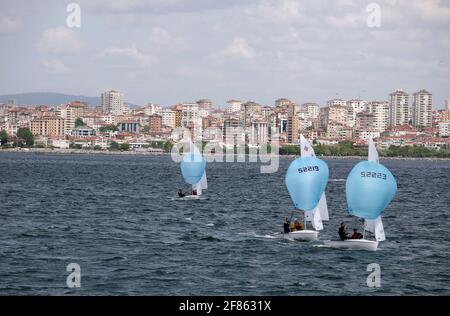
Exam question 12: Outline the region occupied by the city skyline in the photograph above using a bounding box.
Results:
[1,1,450,108]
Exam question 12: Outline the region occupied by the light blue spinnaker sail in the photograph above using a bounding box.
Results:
[180,141,206,186]
[345,137,397,241]
[285,156,329,212]
[346,161,397,220]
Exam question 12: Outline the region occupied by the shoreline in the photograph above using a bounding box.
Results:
[1,148,449,161]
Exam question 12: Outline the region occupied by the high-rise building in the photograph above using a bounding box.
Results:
[412,89,432,127]
[226,100,242,113]
[445,99,450,111]
[101,90,124,115]
[389,89,409,127]
[56,101,87,134]
[367,101,390,132]
[287,104,299,143]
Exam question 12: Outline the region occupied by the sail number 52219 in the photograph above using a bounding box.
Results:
[298,166,319,173]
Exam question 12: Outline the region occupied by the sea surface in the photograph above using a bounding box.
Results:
[0,153,449,295]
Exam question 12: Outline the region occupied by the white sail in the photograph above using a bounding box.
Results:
[364,217,386,241]
[300,134,315,158]
[305,209,324,231]
[368,136,379,163]
[199,171,208,190]
[192,171,207,196]
[317,193,329,221]
[192,183,201,196]
[300,134,329,222]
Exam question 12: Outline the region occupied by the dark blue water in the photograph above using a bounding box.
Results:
[0,153,449,295]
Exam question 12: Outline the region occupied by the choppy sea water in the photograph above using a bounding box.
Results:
[0,153,449,295]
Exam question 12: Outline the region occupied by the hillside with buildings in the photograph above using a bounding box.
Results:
[0,89,449,156]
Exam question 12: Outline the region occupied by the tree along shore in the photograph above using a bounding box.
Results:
[1,142,449,160]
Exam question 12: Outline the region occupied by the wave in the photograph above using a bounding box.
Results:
[329,179,346,182]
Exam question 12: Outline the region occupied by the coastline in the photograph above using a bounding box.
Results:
[1,148,449,161]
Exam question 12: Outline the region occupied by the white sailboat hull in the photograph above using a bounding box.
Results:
[181,195,200,200]
[176,195,208,201]
[323,239,379,251]
[286,230,319,241]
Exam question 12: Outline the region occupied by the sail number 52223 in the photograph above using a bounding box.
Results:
[361,172,387,180]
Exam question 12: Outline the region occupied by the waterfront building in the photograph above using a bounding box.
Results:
[31,116,65,137]
[71,127,96,137]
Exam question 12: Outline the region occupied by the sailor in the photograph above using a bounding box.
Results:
[192,189,197,196]
[294,220,304,231]
[350,229,363,239]
[178,189,185,198]
[338,222,349,240]
[283,218,291,234]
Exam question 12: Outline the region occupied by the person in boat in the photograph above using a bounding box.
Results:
[177,189,186,198]
[289,221,295,232]
[294,220,304,231]
[338,222,349,240]
[192,189,197,196]
[283,218,291,234]
[350,229,363,239]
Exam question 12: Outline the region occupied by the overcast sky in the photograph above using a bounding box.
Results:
[0,0,449,108]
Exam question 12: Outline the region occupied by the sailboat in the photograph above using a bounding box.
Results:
[324,137,397,251]
[179,140,208,200]
[284,135,330,241]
